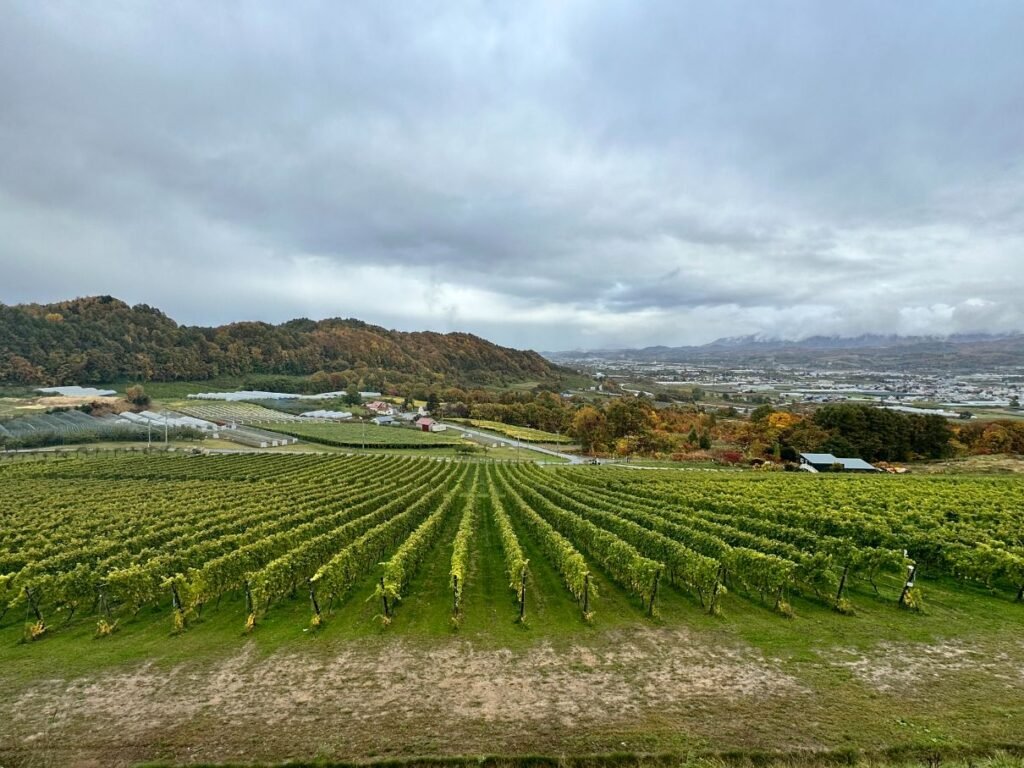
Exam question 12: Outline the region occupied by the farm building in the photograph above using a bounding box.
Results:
[372,416,395,426]
[415,417,447,433]
[799,453,879,473]
[366,401,397,416]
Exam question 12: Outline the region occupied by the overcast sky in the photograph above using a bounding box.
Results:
[2,2,1023,350]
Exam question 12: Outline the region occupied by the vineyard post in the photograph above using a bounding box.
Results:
[170,582,184,620]
[244,580,253,615]
[518,571,527,621]
[898,564,917,608]
[647,570,661,617]
[709,565,726,615]
[380,577,390,617]
[582,573,590,615]
[98,583,111,618]
[452,575,458,614]
[308,580,322,619]
[835,564,851,603]
[24,586,43,623]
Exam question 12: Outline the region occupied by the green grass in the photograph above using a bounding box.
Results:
[262,420,464,448]
[133,754,1024,768]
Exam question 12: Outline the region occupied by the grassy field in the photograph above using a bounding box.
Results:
[96,375,320,401]
[262,420,464,448]
[0,397,33,419]
[452,418,574,444]
[0,456,1021,767]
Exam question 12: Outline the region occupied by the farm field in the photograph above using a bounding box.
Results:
[175,401,304,424]
[452,418,574,444]
[0,397,33,418]
[262,420,463,448]
[0,454,1022,768]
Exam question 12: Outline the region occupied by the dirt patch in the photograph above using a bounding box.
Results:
[30,395,124,409]
[910,454,1024,475]
[0,627,809,767]
[831,639,1024,692]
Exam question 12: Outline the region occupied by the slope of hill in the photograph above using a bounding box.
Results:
[0,296,561,387]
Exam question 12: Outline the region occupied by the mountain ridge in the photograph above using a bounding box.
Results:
[551,331,1023,356]
[0,296,563,387]
[547,332,1024,372]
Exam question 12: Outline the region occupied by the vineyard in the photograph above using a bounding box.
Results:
[260,420,463,448]
[451,418,574,444]
[1,454,1021,640]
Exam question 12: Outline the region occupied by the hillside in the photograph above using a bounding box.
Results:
[0,296,562,387]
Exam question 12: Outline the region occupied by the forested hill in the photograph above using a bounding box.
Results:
[0,296,561,387]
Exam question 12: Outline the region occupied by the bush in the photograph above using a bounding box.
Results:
[125,385,150,407]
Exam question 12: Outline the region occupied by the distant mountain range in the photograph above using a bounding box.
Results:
[548,333,1024,372]
[0,296,563,387]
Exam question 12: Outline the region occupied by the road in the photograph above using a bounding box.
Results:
[441,422,585,464]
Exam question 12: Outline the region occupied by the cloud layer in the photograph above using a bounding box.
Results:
[2,1,1023,349]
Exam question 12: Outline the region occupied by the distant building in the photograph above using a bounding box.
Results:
[799,453,879,473]
[372,415,394,426]
[415,417,447,433]
[366,401,396,416]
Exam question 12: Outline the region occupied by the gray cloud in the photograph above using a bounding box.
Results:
[2,1,1023,349]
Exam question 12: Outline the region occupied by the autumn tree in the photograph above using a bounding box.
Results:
[572,406,608,455]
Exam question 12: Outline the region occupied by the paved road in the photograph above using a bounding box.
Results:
[441,422,585,464]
